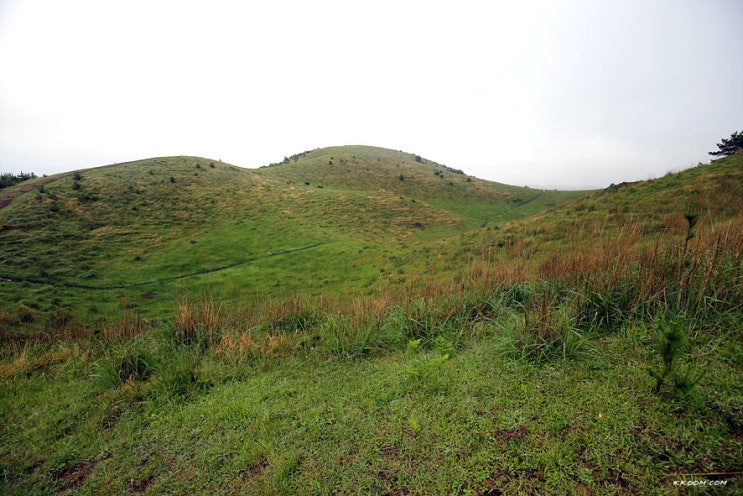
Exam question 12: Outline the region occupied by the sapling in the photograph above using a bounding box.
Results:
[647,316,703,396]
[683,195,699,248]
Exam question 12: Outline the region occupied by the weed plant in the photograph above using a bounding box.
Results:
[405,337,453,393]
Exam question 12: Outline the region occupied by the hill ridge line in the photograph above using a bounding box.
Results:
[0,158,159,210]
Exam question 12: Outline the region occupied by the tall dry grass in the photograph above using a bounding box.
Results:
[173,292,223,348]
[171,212,741,363]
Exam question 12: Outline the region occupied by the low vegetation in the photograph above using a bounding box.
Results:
[1,148,741,494]
[0,172,37,190]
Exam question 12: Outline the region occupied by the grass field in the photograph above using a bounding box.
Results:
[1,148,741,494]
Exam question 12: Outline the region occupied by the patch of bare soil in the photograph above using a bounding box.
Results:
[53,453,111,491]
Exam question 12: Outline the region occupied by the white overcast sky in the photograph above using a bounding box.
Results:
[0,0,741,189]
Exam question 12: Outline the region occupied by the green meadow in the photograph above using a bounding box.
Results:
[1,146,741,494]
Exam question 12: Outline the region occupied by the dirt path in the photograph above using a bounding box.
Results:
[480,190,546,227]
[1,158,327,291]
[514,189,545,208]
[0,159,148,210]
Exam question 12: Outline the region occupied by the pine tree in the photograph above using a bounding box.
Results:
[709,130,743,157]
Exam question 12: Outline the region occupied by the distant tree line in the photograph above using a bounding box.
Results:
[0,171,36,190]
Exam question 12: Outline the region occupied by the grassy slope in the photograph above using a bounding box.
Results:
[0,147,587,324]
[257,145,589,227]
[453,154,743,284]
[1,320,740,495]
[1,151,741,494]
[1,301,741,495]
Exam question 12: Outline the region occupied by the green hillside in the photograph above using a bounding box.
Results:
[1,149,741,495]
[464,152,743,276]
[257,145,586,226]
[0,147,588,324]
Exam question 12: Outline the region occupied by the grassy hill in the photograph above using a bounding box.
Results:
[460,152,743,280]
[257,145,584,225]
[0,147,587,325]
[1,149,741,494]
